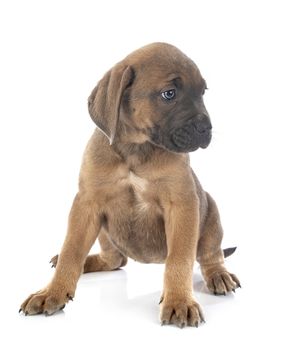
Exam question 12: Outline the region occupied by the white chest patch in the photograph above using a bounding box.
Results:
[128,171,148,193]
[124,171,150,213]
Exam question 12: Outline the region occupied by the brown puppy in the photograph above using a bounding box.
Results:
[20,43,240,327]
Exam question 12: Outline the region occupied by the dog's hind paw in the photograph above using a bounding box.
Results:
[50,255,59,268]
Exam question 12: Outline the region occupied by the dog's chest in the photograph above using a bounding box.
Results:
[107,165,158,211]
[123,171,150,211]
[105,168,166,263]
[125,170,148,193]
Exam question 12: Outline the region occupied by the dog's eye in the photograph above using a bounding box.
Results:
[161,89,176,101]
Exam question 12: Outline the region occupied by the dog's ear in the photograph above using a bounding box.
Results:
[88,65,134,144]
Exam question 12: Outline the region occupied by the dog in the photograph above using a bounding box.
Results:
[20,42,240,327]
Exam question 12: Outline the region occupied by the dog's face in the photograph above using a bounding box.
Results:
[88,43,212,153]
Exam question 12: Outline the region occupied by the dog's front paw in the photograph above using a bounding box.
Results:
[206,271,241,295]
[160,293,205,328]
[19,286,74,316]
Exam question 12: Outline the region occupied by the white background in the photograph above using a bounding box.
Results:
[0,0,295,349]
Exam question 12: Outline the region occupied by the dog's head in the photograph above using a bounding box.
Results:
[88,43,212,153]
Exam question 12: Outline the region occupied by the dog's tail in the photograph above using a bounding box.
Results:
[223,247,237,258]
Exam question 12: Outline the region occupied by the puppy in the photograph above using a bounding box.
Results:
[20,43,240,327]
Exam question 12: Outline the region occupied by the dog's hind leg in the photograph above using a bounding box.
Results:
[50,229,127,273]
[83,229,128,272]
[197,192,240,295]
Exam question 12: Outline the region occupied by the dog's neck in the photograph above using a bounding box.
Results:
[111,140,158,166]
[110,121,164,166]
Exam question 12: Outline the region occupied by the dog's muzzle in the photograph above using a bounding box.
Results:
[170,117,212,152]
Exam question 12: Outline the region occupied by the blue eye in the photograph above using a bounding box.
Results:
[161,89,176,101]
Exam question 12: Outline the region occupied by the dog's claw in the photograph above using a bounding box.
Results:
[67,293,73,301]
[229,273,241,289]
[19,308,22,313]
[198,310,206,323]
[179,322,186,329]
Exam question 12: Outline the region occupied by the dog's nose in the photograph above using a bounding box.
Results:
[195,115,212,134]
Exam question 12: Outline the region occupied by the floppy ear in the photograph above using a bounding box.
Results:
[88,64,134,144]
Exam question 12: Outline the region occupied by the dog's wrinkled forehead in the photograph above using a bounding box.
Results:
[124,42,203,86]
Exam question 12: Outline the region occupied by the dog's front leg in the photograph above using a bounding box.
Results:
[160,197,204,328]
[20,193,101,315]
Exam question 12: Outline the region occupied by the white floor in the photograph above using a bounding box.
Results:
[3,248,294,350]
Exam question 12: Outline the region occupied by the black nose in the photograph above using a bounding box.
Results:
[195,116,212,134]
